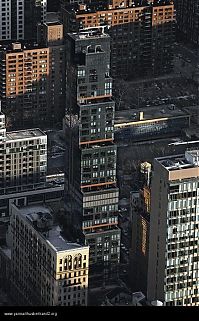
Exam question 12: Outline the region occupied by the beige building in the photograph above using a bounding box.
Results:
[148,150,199,306]
[0,42,50,128]
[43,22,64,44]
[9,203,89,306]
[0,33,66,129]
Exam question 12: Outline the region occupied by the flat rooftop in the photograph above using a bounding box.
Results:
[19,205,85,252]
[0,42,48,53]
[68,30,110,41]
[64,0,173,15]
[46,12,60,23]
[6,128,46,141]
[156,150,199,171]
[46,226,83,252]
[115,105,189,125]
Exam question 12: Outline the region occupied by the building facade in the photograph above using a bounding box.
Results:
[42,22,66,127]
[61,0,176,80]
[176,0,199,45]
[0,0,47,41]
[64,29,120,287]
[114,107,190,142]
[129,187,150,295]
[0,42,50,128]
[9,203,89,306]
[148,150,199,306]
[0,108,48,220]
[0,244,11,296]
[0,40,65,129]
[0,109,47,190]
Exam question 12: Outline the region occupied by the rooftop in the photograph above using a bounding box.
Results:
[0,42,48,53]
[157,149,199,171]
[18,205,85,252]
[46,12,60,23]
[68,28,110,41]
[46,226,83,252]
[6,128,46,141]
[64,0,173,15]
[115,105,189,126]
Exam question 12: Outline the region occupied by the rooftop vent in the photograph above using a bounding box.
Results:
[12,42,22,51]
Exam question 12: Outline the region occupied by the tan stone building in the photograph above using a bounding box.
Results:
[0,42,50,128]
[0,31,66,129]
[9,203,89,306]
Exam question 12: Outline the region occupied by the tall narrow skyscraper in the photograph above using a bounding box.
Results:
[148,150,199,306]
[64,28,120,287]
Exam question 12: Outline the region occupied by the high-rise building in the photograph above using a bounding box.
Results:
[129,187,150,295]
[61,0,176,80]
[64,28,120,287]
[0,40,65,129]
[0,104,65,212]
[0,106,49,242]
[0,108,65,246]
[148,150,199,306]
[175,0,199,45]
[0,0,47,41]
[42,22,66,126]
[0,0,12,41]
[0,107,47,192]
[24,0,47,41]
[9,203,89,306]
[0,42,50,128]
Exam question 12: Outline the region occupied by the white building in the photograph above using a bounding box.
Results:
[148,150,199,306]
[9,203,89,306]
[0,108,47,221]
[0,109,47,190]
